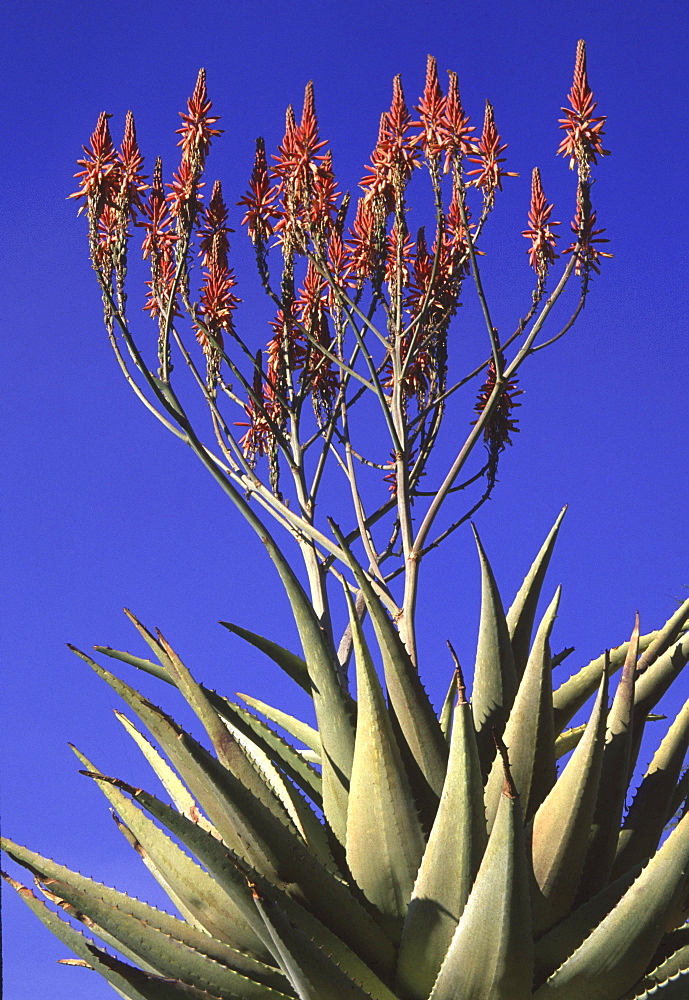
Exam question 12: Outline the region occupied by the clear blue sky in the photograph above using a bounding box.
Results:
[2,1,687,997]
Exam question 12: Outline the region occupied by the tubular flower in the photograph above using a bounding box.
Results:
[117,112,148,220]
[466,101,518,207]
[167,158,205,230]
[94,206,122,269]
[238,137,279,245]
[237,354,275,465]
[416,55,446,166]
[325,230,356,308]
[473,357,523,469]
[564,184,612,276]
[141,159,180,321]
[308,150,340,237]
[296,263,338,419]
[558,40,609,178]
[141,158,177,261]
[70,112,120,219]
[347,197,379,280]
[440,71,475,173]
[272,85,331,246]
[197,180,232,268]
[197,260,240,353]
[445,187,480,271]
[385,220,415,291]
[522,168,560,277]
[361,76,421,209]
[176,68,223,172]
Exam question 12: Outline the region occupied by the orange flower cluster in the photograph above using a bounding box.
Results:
[195,181,239,363]
[467,101,518,208]
[558,39,609,177]
[522,168,560,278]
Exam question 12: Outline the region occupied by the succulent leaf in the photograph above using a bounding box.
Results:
[506,506,567,677]
[428,764,533,1000]
[396,666,487,999]
[344,585,426,932]
[534,809,689,999]
[220,622,312,694]
[470,525,518,779]
[484,587,560,831]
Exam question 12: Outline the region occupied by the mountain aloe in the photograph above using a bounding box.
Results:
[5,40,688,1000]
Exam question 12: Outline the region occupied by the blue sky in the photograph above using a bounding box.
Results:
[2,1,688,996]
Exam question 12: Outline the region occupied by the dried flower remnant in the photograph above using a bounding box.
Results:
[558,39,609,178]
[522,168,560,278]
[467,101,517,208]
[473,356,523,481]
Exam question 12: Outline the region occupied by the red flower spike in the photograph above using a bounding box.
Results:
[347,198,377,279]
[94,206,121,268]
[197,259,240,350]
[117,112,148,218]
[473,358,523,454]
[144,248,181,321]
[440,72,475,172]
[237,356,274,465]
[361,76,421,208]
[70,112,120,217]
[416,55,446,163]
[564,185,612,276]
[522,168,560,276]
[238,137,279,245]
[176,68,223,170]
[466,101,518,206]
[385,222,415,288]
[558,40,609,176]
[141,158,177,261]
[167,158,205,224]
[197,180,233,268]
[326,230,356,306]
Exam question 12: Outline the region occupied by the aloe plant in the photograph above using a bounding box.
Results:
[4,514,689,999]
[5,40,688,1000]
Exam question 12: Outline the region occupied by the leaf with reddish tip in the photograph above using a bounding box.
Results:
[613,695,689,878]
[575,616,639,904]
[1,838,293,998]
[1,871,220,1000]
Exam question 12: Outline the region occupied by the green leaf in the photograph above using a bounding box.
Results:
[1,872,219,1000]
[251,888,393,1000]
[344,586,426,934]
[396,667,487,999]
[575,617,639,904]
[484,587,560,831]
[329,520,447,801]
[220,622,312,694]
[428,764,533,1000]
[83,773,398,991]
[470,525,518,779]
[2,839,294,999]
[237,693,321,754]
[553,611,689,736]
[506,506,567,677]
[534,809,689,1000]
[529,671,609,937]
[614,694,689,878]
[69,746,270,957]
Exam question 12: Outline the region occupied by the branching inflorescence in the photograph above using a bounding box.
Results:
[70,42,610,667]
